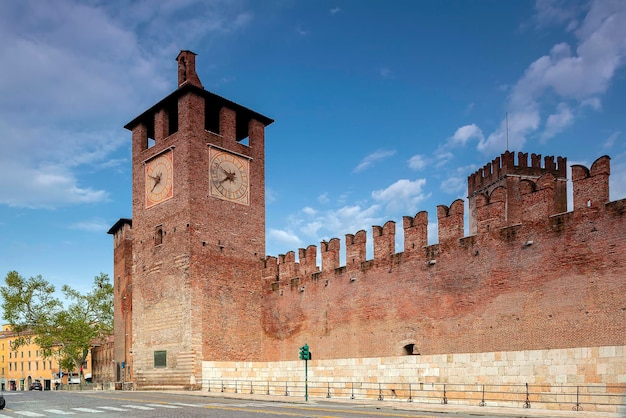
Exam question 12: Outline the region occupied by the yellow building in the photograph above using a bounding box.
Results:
[0,325,91,391]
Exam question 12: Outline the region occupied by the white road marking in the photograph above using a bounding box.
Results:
[121,404,155,410]
[145,403,180,408]
[72,407,104,413]
[97,406,130,411]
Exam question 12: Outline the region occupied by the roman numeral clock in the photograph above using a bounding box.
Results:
[209,148,250,205]
[145,150,174,208]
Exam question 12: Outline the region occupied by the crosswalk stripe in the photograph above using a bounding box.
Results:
[170,402,208,407]
[72,407,103,413]
[14,412,45,417]
[43,410,75,415]
[121,404,154,410]
[145,403,180,408]
[97,406,130,411]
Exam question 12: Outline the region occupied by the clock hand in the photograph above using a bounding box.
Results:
[220,172,236,183]
[151,173,162,191]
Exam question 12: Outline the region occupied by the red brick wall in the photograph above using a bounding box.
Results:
[260,156,626,361]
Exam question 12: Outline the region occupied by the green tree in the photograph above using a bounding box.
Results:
[1,271,113,382]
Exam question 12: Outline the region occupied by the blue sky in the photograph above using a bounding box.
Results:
[1,0,625,297]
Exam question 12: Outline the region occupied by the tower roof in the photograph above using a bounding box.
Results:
[124,83,274,139]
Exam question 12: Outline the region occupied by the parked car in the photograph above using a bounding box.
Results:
[29,381,42,391]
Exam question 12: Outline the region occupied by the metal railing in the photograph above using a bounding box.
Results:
[202,379,626,413]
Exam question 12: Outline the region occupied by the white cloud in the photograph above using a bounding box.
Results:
[371,178,428,213]
[301,221,324,237]
[451,124,484,146]
[0,160,108,209]
[0,0,256,210]
[541,103,574,141]
[533,0,583,30]
[330,7,341,15]
[69,218,111,233]
[440,176,466,195]
[317,193,330,204]
[408,154,427,170]
[353,149,396,172]
[603,131,620,149]
[479,0,626,154]
[268,229,303,250]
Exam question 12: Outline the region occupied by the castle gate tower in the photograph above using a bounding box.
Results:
[121,50,273,388]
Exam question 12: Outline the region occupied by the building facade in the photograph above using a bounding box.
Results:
[109,51,626,392]
[0,325,92,390]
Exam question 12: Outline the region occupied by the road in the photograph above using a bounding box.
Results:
[0,390,519,417]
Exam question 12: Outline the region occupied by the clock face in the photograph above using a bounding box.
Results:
[145,151,173,208]
[210,149,250,205]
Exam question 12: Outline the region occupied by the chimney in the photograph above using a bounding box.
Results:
[176,50,203,88]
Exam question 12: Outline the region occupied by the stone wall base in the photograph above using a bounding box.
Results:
[203,345,626,413]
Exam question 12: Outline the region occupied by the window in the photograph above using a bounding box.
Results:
[155,225,164,246]
[154,350,167,368]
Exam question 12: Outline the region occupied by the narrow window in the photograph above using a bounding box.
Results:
[155,225,164,246]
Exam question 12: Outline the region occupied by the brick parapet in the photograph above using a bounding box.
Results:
[267,154,616,291]
[468,151,567,197]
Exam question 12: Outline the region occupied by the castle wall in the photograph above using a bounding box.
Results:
[202,345,626,413]
[259,156,626,363]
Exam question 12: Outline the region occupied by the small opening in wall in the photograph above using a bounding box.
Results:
[154,350,166,368]
[155,225,163,246]
[404,344,418,355]
[587,199,591,207]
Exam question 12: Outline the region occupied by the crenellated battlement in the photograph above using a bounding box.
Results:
[264,153,617,294]
[467,151,567,197]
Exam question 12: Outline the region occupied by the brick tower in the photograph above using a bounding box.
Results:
[467,151,567,234]
[115,50,273,388]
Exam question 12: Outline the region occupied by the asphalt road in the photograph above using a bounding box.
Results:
[0,390,518,418]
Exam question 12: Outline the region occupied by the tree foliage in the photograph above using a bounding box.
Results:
[1,271,113,377]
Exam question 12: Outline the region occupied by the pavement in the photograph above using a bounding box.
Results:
[163,389,626,418]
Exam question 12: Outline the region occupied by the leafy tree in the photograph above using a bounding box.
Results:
[1,271,113,381]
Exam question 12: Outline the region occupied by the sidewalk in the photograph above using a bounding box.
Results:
[164,389,626,418]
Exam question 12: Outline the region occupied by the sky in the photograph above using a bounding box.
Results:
[1,0,625,298]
